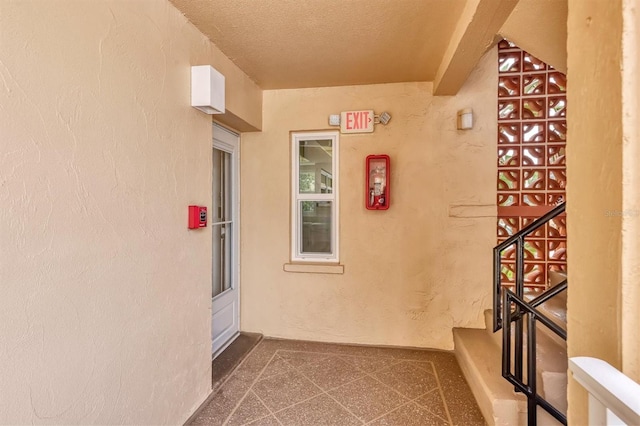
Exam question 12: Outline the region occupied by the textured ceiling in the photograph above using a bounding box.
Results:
[170,0,467,89]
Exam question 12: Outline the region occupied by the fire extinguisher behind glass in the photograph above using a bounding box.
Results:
[371,166,385,207]
[365,155,390,210]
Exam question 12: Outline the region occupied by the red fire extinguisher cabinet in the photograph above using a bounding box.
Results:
[365,155,390,210]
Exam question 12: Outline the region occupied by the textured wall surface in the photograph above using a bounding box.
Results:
[240,49,498,350]
[499,0,568,73]
[566,0,624,424]
[0,1,260,423]
[621,0,640,383]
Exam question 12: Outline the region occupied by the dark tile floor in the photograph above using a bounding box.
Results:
[190,338,485,426]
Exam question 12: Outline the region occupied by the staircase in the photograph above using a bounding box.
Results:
[454,203,568,425]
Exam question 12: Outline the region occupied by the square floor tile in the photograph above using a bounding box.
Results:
[274,394,361,426]
[328,375,409,422]
[297,355,365,391]
[369,402,449,426]
[259,354,295,381]
[252,370,321,412]
[374,361,439,399]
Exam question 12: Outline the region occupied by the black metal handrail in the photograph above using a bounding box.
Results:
[492,202,567,426]
[493,202,566,331]
[503,289,567,425]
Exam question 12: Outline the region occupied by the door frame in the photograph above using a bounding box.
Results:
[211,122,240,358]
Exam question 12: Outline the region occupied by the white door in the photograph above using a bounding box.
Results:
[211,124,240,357]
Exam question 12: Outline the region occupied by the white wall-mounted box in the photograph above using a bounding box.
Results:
[191,65,225,114]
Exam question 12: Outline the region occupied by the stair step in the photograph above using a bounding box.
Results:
[454,327,526,426]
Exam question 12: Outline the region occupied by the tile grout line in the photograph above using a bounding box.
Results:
[221,350,280,426]
[245,389,284,426]
[364,400,414,425]
[409,388,451,424]
[429,360,455,426]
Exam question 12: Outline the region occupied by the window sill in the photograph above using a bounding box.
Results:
[283,263,344,274]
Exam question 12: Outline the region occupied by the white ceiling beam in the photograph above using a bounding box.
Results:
[433,0,520,96]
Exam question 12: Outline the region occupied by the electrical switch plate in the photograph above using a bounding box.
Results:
[328,114,340,126]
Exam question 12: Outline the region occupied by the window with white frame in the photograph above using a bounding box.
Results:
[291,131,339,262]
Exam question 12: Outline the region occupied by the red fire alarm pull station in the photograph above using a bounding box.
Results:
[366,155,390,210]
[188,205,207,229]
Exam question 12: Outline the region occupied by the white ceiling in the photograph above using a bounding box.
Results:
[170,0,467,90]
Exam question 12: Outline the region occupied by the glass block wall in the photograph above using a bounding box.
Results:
[497,40,567,288]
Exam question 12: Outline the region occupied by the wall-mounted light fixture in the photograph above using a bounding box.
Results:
[376,111,392,125]
[457,108,473,130]
[191,65,225,115]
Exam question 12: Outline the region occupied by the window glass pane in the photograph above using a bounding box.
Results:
[300,201,332,254]
[298,139,332,194]
[212,148,231,221]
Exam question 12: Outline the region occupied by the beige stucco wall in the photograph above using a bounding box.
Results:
[0,0,261,424]
[566,0,640,422]
[240,49,498,350]
[500,0,568,73]
[621,0,640,383]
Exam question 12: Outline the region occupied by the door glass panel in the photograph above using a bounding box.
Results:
[300,201,332,254]
[213,146,233,298]
[213,148,231,222]
[212,223,232,298]
[298,139,332,194]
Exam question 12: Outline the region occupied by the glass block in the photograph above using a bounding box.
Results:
[522,74,546,95]
[548,193,565,205]
[548,217,567,238]
[499,76,520,97]
[548,72,567,93]
[522,98,546,119]
[547,169,567,190]
[498,170,520,190]
[500,262,516,282]
[522,217,546,238]
[524,262,546,284]
[523,122,546,142]
[522,192,547,206]
[498,146,520,167]
[499,51,522,73]
[549,97,567,118]
[548,240,567,261]
[498,123,520,144]
[548,145,566,165]
[523,53,547,71]
[498,193,520,206]
[522,145,546,166]
[498,216,520,238]
[548,263,567,273]
[548,121,567,142]
[499,99,520,119]
[523,169,546,189]
[498,39,517,49]
[524,240,546,260]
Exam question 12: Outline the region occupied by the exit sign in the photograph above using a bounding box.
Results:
[340,110,374,134]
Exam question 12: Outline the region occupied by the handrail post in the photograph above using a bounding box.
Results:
[514,237,525,384]
[527,314,537,426]
[493,247,502,331]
